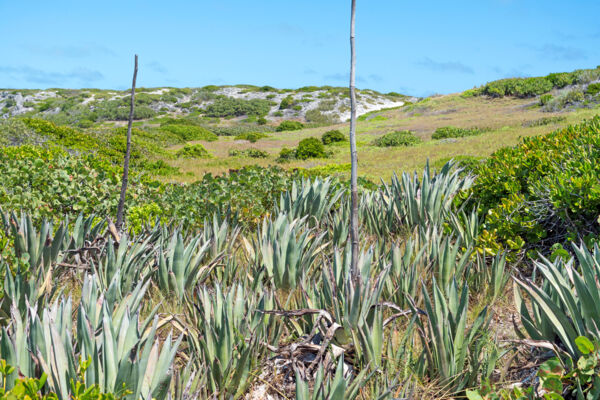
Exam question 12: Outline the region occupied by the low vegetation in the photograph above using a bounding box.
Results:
[474,66,600,98]
[321,129,347,144]
[371,130,421,147]
[431,126,484,139]
[276,120,304,131]
[3,66,600,398]
[176,143,212,158]
[228,147,269,158]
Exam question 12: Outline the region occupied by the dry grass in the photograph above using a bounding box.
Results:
[161,94,600,182]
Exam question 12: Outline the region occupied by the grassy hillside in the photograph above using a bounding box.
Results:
[1,67,600,399]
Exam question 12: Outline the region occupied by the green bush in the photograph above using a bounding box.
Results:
[432,126,483,139]
[21,118,98,150]
[228,148,269,158]
[277,147,296,162]
[204,97,272,117]
[160,124,217,141]
[175,144,212,158]
[321,130,346,145]
[586,82,600,96]
[539,94,553,106]
[371,131,421,147]
[234,132,268,142]
[481,76,554,98]
[279,95,294,110]
[0,119,44,146]
[471,116,600,255]
[276,121,304,132]
[477,67,600,98]
[257,116,267,125]
[296,137,328,160]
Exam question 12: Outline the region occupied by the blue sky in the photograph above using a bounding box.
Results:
[1,0,598,96]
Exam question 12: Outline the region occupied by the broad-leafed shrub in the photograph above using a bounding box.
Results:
[296,137,328,159]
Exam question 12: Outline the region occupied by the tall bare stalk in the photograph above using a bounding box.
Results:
[349,0,360,283]
[116,54,138,230]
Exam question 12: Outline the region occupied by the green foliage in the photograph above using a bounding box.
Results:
[277,147,296,162]
[279,95,294,109]
[22,118,98,150]
[371,130,421,147]
[234,131,268,142]
[515,244,600,358]
[0,146,122,218]
[296,137,328,160]
[471,116,600,254]
[433,156,482,174]
[159,124,217,141]
[522,115,566,127]
[481,76,554,98]
[321,130,347,145]
[586,82,600,96]
[276,120,304,132]
[203,97,271,117]
[175,144,212,159]
[477,67,600,98]
[0,119,45,146]
[539,93,553,106]
[228,148,269,158]
[432,126,484,139]
[469,337,600,400]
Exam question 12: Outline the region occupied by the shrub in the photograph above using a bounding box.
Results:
[481,76,554,98]
[279,96,294,109]
[296,137,328,160]
[371,131,421,147]
[257,116,267,125]
[276,120,304,132]
[21,118,98,150]
[564,89,585,104]
[277,147,296,162]
[586,82,600,96]
[546,72,576,88]
[160,124,217,141]
[273,111,283,117]
[228,148,269,158]
[203,97,271,117]
[0,119,45,146]
[539,94,553,106]
[471,116,600,255]
[321,130,346,145]
[234,132,268,142]
[175,144,212,158]
[432,126,483,139]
